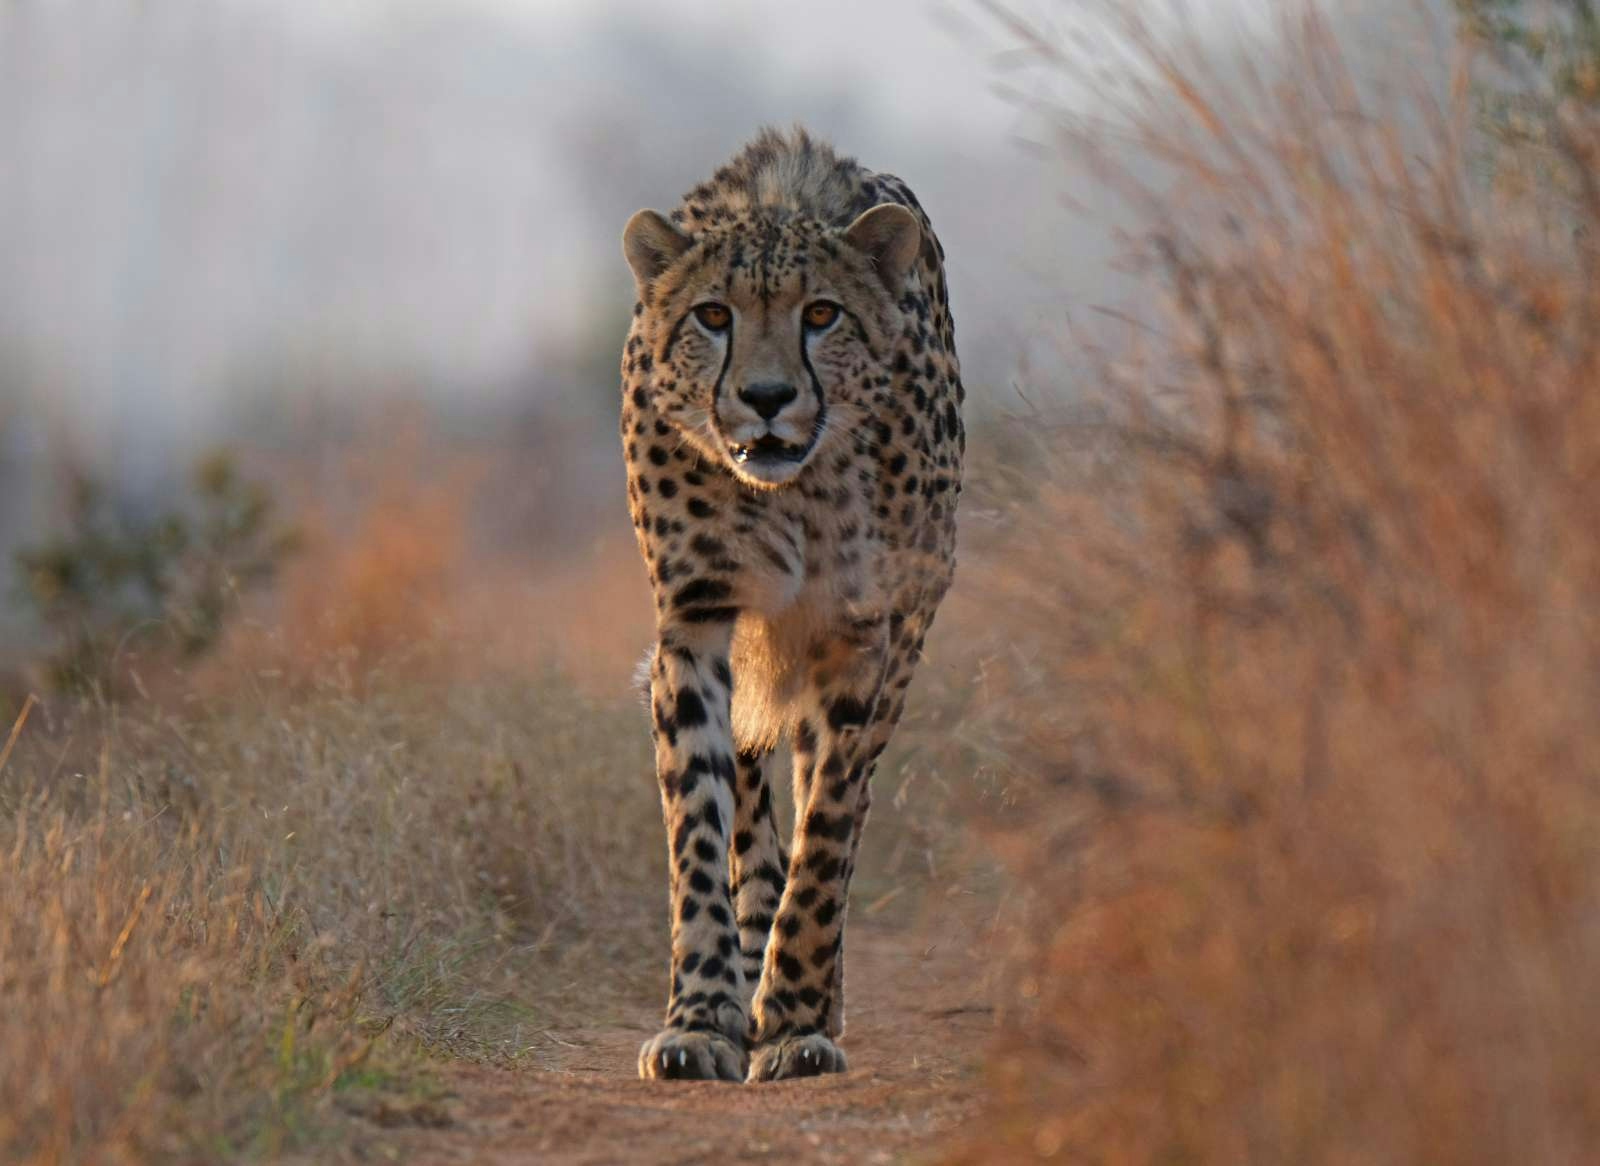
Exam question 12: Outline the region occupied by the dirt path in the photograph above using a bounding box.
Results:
[381,924,993,1165]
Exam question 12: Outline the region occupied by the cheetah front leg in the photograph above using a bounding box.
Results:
[730,748,787,1016]
[826,625,927,1036]
[637,619,748,1082]
[748,620,890,1081]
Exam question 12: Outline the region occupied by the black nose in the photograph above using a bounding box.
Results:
[738,381,798,421]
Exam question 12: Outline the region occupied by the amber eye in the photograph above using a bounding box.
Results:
[693,302,732,331]
[803,301,840,330]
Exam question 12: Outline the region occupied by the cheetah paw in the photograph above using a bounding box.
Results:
[638,1029,747,1082]
[747,1032,848,1082]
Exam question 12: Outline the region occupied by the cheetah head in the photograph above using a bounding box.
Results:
[622,205,921,489]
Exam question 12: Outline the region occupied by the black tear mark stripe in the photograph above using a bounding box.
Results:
[712,312,734,406]
[797,328,831,436]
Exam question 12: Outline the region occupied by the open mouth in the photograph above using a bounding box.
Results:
[730,434,812,465]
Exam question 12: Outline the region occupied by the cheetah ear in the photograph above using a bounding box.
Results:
[844,204,922,294]
[622,210,693,298]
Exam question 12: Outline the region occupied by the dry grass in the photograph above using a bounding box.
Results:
[0,659,979,1164]
[205,423,659,697]
[0,429,984,1163]
[0,665,668,1163]
[957,5,1600,1163]
[20,5,1597,1160]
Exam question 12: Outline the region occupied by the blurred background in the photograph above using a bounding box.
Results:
[6,2,1600,1163]
[0,0,1018,646]
[0,0,1295,667]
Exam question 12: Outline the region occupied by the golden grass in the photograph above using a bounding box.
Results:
[0,494,979,1165]
[18,6,1597,1161]
[204,424,657,697]
[0,668,667,1163]
[956,5,1600,1163]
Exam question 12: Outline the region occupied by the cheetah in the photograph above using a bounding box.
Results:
[619,127,964,1082]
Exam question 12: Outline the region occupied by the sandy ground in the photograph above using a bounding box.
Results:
[371,925,994,1165]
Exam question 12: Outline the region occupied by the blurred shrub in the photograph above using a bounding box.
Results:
[958,4,1600,1163]
[1458,0,1600,108]
[14,451,295,692]
[1459,0,1600,205]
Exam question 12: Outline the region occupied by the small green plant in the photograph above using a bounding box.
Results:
[14,450,296,692]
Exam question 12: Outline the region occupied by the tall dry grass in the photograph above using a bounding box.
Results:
[0,418,985,1162]
[0,665,666,1163]
[961,5,1600,1163]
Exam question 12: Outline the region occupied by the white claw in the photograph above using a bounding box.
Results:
[679,1049,688,1068]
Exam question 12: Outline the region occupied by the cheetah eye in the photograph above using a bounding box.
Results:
[803,301,840,331]
[693,302,732,331]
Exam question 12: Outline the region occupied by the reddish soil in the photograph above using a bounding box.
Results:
[382,925,993,1165]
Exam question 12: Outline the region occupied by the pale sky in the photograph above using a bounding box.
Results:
[1,1,1050,434]
[0,0,1342,494]
[0,0,1443,604]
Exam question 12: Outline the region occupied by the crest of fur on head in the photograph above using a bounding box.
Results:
[622,125,919,301]
[621,203,919,302]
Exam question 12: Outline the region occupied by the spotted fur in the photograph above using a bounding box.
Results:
[620,127,964,1083]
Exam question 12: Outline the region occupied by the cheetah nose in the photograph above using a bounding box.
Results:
[738,381,798,421]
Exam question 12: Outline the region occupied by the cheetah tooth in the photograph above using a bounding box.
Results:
[680,1049,687,1068]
